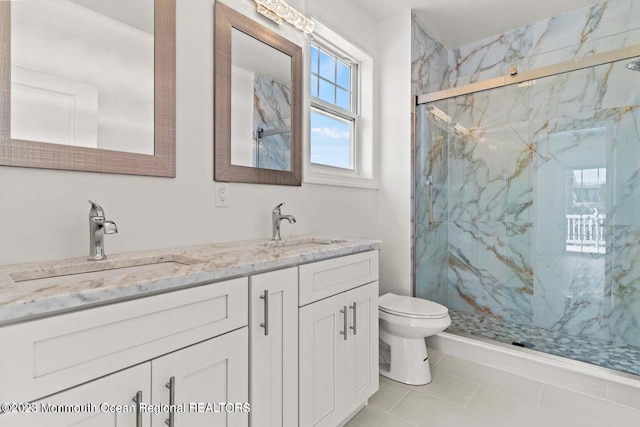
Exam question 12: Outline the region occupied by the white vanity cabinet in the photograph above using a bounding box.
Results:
[249,267,298,427]
[1,330,248,427]
[0,277,249,427]
[0,363,151,427]
[151,328,249,427]
[0,242,381,427]
[298,251,379,427]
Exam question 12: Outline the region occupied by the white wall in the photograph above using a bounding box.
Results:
[0,0,380,265]
[376,11,413,296]
[230,64,255,167]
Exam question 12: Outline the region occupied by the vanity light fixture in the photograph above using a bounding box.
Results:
[256,4,282,25]
[254,0,314,33]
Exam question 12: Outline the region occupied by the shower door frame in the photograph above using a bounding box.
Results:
[411,42,640,298]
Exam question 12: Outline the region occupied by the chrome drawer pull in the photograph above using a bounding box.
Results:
[260,290,269,336]
[340,306,348,341]
[132,390,143,427]
[349,302,357,335]
[165,376,175,426]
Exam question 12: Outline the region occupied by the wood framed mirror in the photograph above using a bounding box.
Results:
[0,0,175,177]
[214,2,302,186]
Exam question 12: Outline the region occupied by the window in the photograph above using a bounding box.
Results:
[565,167,606,254]
[306,19,376,188]
[310,44,356,170]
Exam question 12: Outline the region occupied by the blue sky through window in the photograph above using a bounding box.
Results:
[311,45,352,112]
[310,110,352,169]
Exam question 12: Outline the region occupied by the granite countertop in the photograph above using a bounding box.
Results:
[0,236,382,326]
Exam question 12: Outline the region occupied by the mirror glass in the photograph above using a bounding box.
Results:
[10,0,154,155]
[231,28,292,172]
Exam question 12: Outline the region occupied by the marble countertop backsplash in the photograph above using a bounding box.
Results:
[0,236,381,326]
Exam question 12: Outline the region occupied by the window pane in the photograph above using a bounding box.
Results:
[319,79,335,104]
[337,61,350,90]
[582,169,599,186]
[336,88,350,111]
[311,75,318,97]
[319,50,335,82]
[311,45,319,74]
[310,109,353,169]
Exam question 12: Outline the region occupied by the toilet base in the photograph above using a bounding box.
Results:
[378,329,432,385]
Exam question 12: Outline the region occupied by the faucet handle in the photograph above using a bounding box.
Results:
[273,202,285,214]
[88,200,105,217]
[104,221,118,235]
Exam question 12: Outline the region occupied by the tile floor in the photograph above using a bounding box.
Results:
[346,348,640,427]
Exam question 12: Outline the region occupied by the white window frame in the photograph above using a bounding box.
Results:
[305,18,377,189]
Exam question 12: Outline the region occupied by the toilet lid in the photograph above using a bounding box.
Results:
[379,293,448,319]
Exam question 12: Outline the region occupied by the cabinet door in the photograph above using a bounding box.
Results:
[298,293,346,427]
[151,328,249,427]
[249,267,298,427]
[0,277,248,404]
[0,364,151,427]
[344,281,379,415]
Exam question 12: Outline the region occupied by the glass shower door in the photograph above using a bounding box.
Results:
[415,55,640,374]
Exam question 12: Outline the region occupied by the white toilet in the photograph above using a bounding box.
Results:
[378,293,451,385]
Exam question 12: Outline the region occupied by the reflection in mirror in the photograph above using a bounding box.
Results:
[214,2,302,186]
[231,28,292,172]
[10,0,154,154]
[0,0,175,177]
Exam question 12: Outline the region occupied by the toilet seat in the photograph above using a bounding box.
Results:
[379,293,448,319]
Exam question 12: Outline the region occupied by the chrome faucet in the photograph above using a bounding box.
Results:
[88,200,118,261]
[272,202,296,241]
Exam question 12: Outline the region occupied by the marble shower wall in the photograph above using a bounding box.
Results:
[413,0,640,349]
[449,0,640,86]
[412,14,449,95]
[253,73,292,171]
[412,15,450,303]
[430,86,534,326]
[415,102,449,303]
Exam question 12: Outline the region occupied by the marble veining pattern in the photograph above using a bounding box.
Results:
[414,102,449,302]
[0,236,381,325]
[413,0,640,371]
[411,14,449,95]
[447,0,640,87]
[253,74,292,171]
[412,0,640,95]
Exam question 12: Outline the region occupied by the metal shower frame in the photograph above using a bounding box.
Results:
[410,43,640,296]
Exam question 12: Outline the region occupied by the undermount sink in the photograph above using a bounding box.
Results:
[10,255,203,287]
[261,237,349,250]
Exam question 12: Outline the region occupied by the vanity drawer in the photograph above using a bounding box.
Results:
[0,277,248,403]
[299,251,378,306]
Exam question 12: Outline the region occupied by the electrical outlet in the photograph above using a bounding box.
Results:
[215,183,230,207]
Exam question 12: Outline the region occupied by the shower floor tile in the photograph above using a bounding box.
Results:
[448,310,640,376]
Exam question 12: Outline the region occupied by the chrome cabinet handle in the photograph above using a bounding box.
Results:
[132,390,143,427]
[260,290,269,336]
[165,376,175,427]
[349,302,357,335]
[339,306,348,341]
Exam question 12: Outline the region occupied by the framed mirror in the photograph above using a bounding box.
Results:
[215,2,302,186]
[0,0,175,177]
